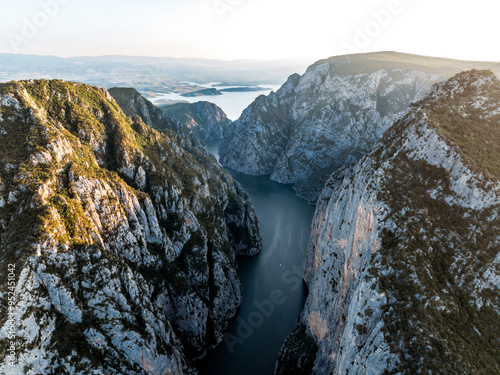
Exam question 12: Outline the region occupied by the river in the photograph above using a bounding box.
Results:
[197,141,316,375]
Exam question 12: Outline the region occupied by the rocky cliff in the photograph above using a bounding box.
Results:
[0,79,261,374]
[275,70,500,374]
[159,101,233,141]
[219,52,500,203]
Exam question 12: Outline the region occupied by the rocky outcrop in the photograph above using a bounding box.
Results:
[0,80,261,374]
[275,70,500,374]
[219,51,500,203]
[160,101,233,141]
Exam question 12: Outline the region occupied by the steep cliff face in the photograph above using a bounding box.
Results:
[220,52,500,203]
[159,101,232,141]
[0,80,261,374]
[276,70,500,374]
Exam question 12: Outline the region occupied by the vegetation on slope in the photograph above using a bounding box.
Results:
[415,69,500,181]
[370,70,500,374]
[313,51,500,76]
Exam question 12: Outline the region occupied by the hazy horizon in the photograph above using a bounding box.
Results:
[0,51,315,63]
[1,51,499,64]
[1,0,498,62]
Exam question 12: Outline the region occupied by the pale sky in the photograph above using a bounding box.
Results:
[0,0,498,62]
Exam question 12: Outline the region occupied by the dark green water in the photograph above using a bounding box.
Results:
[198,141,315,375]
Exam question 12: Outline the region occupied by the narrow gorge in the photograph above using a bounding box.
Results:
[0,53,499,375]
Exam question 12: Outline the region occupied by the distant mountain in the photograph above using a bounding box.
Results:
[159,101,233,141]
[0,79,261,374]
[219,52,500,203]
[275,70,500,374]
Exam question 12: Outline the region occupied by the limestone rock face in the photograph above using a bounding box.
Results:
[275,70,500,374]
[220,52,500,203]
[0,79,261,375]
